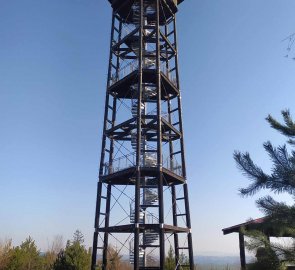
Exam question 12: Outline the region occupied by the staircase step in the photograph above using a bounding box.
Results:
[140,204,159,208]
[139,268,161,270]
[139,244,160,248]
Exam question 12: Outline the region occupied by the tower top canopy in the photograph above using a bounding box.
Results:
[108,0,185,24]
[108,0,185,6]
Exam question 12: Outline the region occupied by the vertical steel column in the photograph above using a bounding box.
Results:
[92,12,116,270]
[108,19,121,170]
[172,186,180,268]
[165,22,173,167]
[155,0,165,268]
[102,184,112,269]
[165,19,181,269]
[102,20,121,265]
[184,184,194,270]
[134,0,144,269]
[173,15,195,270]
[91,182,102,270]
[91,233,98,270]
[98,12,116,178]
[173,18,186,179]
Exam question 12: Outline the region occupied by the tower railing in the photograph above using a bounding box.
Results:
[110,59,138,86]
[103,152,136,175]
[103,152,183,176]
[110,60,177,87]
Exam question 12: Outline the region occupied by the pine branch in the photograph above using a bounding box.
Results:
[256,196,295,236]
[256,196,278,214]
[282,110,295,129]
[263,142,289,169]
[243,229,269,251]
[244,229,294,266]
[234,151,269,196]
[266,144,295,193]
[266,110,295,139]
[235,144,295,196]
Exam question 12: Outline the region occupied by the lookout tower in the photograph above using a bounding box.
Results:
[92,0,194,269]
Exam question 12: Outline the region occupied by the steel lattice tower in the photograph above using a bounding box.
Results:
[92,1,194,269]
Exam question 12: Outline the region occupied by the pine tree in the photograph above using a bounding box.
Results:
[53,230,91,270]
[165,245,175,270]
[234,110,295,266]
[6,237,43,270]
[72,230,84,245]
[52,250,72,270]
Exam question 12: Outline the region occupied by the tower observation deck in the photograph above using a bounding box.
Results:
[92,1,194,269]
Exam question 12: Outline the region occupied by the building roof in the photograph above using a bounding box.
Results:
[222,217,292,237]
[222,217,265,235]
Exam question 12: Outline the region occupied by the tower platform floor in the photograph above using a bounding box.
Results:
[96,223,189,233]
[109,69,179,100]
[101,166,185,186]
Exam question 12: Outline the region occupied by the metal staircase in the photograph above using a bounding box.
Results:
[129,3,161,265]
[129,241,145,267]
[129,185,160,266]
[131,100,145,118]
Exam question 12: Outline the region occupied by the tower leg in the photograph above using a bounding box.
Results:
[172,185,180,269]
[91,232,98,270]
[184,183,195,269]
[102,184,112,270]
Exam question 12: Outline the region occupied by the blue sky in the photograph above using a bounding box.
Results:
[1,0,295,256]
